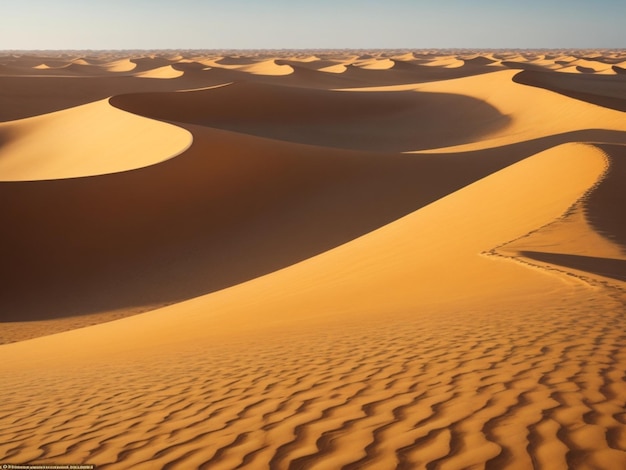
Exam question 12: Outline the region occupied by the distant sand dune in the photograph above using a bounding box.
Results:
[237,59,294,76]
[353,58,395,70]
[32,61,70,70]
[130,56,175,72]
[275,58,344,71]
[134,64,184,79]
[420,56,464,68]
[215,55,260,66]
[501,60,552,72]
[317,63,347,73]
[463,55,498,66]
[100,58,137,72]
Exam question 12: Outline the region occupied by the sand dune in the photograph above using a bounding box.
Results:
[353,58,395,70]
[0,109,530,324]
[0,99,190,180]
[275,58,343,71]
[513,70,626,112]
[133,64,184,79]
[100,58,137,72]
[463,55,499,66]
[236,59,294,76]
[402,69,626,152]
[420,55,464,68]
[317,63,347,74]
[0,71,231,122]
[129,56,176,72]
[1,50,625,469]
[214,55,261,66]
[110,81,511,151]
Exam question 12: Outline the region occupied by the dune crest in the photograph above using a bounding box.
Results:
[134,64,184,79]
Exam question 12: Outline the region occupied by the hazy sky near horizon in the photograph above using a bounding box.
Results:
[3,0,625,50]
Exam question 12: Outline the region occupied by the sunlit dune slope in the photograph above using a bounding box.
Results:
[396,69,626,152]
[133,65,184,79]
[208,58,294,76]
[0,99,191,180]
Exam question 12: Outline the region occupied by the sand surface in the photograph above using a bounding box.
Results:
[1,49,625,469]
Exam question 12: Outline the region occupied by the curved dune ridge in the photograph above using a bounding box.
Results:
[0,50,625,469]
[109,81,512,152]
[0,99,191,180]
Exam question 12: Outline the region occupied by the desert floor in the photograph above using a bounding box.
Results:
[1,49,625,469]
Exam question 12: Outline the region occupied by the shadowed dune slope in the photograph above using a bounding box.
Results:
[0,74,227,122]
[1,143,625,469]
[495,143,626,286]
[110,82,510,152]
[513,70,626,112]
[0,114,539,323]
[586,144,626,252]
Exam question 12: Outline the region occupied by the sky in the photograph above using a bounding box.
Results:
[2,0,625,50]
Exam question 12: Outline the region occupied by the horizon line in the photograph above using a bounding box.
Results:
[2,47,625,53]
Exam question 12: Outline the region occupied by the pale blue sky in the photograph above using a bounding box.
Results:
[2,0,625,50]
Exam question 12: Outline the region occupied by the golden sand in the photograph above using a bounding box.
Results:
[0,49,625,469]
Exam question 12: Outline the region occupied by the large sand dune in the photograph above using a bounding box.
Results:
[1,50,625,469]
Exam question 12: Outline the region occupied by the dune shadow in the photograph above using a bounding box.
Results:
[576,66,596,74]
[612,65,626,75]
[520,251,626,282]
[501,61,550,72]
[0,73,232,122]
[110,83,511,152]
[513,70,626,113]
[585,144,626,254]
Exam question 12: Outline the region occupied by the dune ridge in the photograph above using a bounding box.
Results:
[0,99,191,180]
[1,50,625,469]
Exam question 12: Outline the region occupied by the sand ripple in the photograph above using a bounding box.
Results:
[1,293,625,469]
